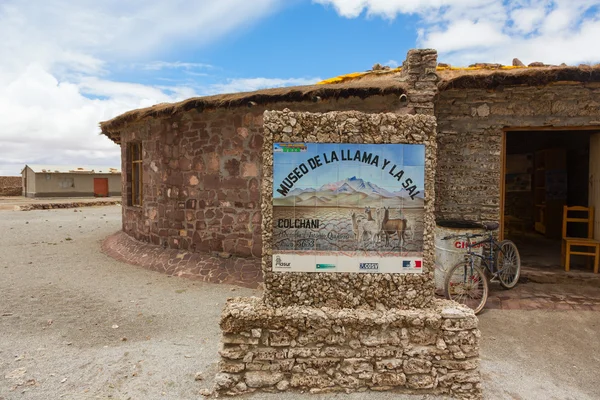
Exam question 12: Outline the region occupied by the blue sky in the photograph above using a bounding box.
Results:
[104,1,419,90]
[273,143,425,197]
[2,0,600,175]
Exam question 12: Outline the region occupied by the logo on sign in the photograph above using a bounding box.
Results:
[274,143,307,153]
[275,256,291,268]
[402,260,422,268]
[316,264,336,270]
[359,263,379,271]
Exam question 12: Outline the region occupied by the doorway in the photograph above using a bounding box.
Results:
[502,129,598,272]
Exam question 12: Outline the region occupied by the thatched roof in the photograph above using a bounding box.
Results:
[437,64,600,90]
[100,61,600,144]
[100,77,408,143]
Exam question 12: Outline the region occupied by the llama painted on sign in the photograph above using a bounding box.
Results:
[272,143,425,273]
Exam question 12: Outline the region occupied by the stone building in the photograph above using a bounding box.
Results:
[100,49,600,277]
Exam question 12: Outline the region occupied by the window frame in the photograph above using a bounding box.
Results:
[129,142,143,207]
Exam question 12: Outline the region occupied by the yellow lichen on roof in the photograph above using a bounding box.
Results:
[317,72,370,85]
[317,67,403,84]
[317,64,530,85]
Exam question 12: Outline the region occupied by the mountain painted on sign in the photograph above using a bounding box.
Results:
[273,176,424,208]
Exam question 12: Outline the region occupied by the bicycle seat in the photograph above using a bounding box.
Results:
[482,222,499,231]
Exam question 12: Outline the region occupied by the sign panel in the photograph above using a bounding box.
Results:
[272,143,425,273]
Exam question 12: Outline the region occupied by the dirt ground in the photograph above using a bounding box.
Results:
[1,206,600,400]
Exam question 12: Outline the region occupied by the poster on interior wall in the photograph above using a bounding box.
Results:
[505,173,532,192]
[506,154,533,174]
[272,143,425,273]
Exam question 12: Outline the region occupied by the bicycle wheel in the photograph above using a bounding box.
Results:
[495,240,521,289]
[444,260,488,315]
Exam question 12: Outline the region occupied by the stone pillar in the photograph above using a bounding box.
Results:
[399,48,439,116]
[214,107,481,399]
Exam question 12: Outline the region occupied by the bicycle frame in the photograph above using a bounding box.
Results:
[462,232,507,278]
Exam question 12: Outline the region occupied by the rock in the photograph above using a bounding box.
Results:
[441,308,467,319]
[199,388,212,396]
[214,373,235,390]
[404,359,432,374]
[474,104,490,117]
[5,367,26,380]
[406,374,435,389]
[251,329,262,338]
[276,380,290,391]
[245,371,283,388]
[512,58,525,67]
[372,372,406,386]
[376,358,403,370]
[436,338,447,350]
[195,372,204,381]
[528,61,545,67]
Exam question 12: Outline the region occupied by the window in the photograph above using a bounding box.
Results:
[129,142,143,206]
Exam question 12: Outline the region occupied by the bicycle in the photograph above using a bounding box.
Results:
[441,222,521,314]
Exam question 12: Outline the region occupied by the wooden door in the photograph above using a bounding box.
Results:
[94,178,109,197]
[589,134,600,239]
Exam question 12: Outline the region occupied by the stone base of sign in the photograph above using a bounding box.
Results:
[214,297,481,399]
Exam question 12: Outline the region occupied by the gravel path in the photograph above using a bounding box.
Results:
[1,206,599,399]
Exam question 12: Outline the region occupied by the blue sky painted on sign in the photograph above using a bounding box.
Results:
[2,1,600,175]
[273,143,425,197]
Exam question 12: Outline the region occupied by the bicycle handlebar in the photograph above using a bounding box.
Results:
[442,233,484,241]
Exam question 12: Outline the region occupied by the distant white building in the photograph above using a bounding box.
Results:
[21,165,121,198]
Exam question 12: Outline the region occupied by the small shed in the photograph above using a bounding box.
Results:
[21,165,121,198]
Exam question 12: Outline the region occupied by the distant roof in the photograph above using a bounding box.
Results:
[24,165,121,174]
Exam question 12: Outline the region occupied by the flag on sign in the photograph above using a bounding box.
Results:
[402,260,411,268]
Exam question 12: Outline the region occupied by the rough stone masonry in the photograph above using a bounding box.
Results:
[214,109,482,399]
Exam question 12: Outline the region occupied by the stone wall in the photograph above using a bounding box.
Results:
[0,176,21,196]
[262,110,437,309]
[435,82,600,223]
[119,95,408,258]
[399,49,438,116]
[215,297,481,399]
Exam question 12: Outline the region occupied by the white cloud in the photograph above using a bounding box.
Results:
[207,77,321,95]
[136,62,215,71]
[315,0,600,65]
[0,0,286,176]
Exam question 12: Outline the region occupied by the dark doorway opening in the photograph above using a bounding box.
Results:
[503,130,596,272]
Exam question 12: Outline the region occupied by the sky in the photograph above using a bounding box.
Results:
[2,0,600,175]
[273,143,425,197]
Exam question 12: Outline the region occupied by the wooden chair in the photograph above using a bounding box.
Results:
[562,206,600,273]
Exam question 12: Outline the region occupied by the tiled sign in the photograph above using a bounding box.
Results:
[272,143,425,273]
